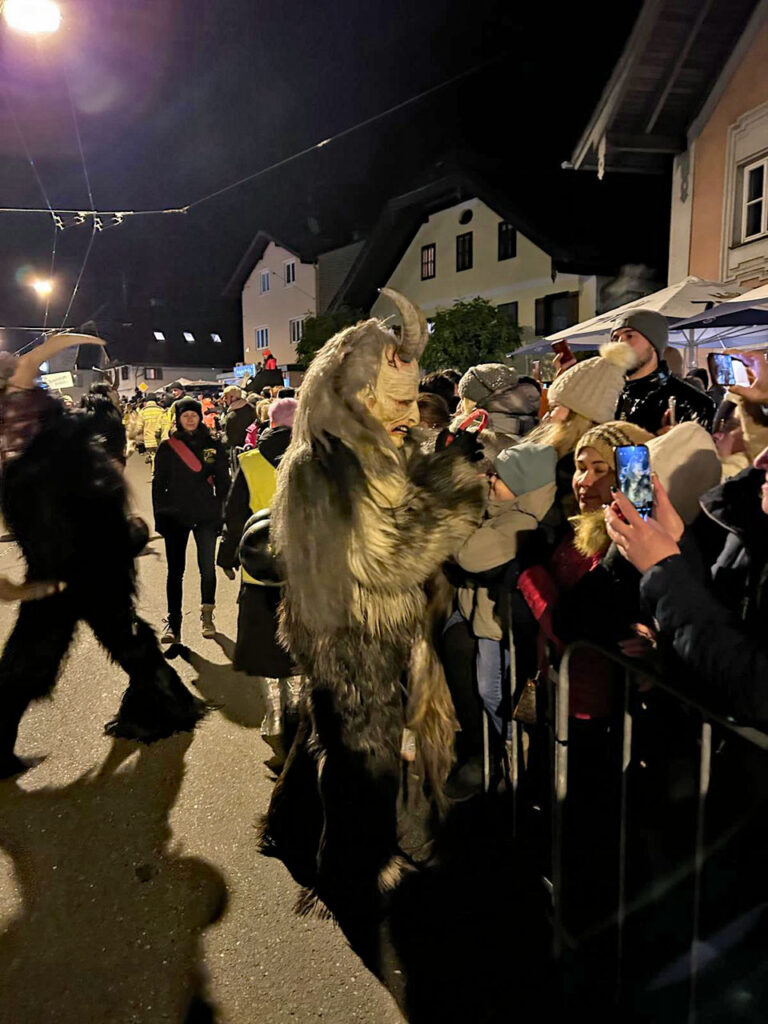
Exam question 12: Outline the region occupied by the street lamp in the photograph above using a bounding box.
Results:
[2,0,62,35]
[32,278,53,297]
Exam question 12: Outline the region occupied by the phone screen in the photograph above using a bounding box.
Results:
[710,353,736,386]
[733,359,750,386]
[615,445,653,518]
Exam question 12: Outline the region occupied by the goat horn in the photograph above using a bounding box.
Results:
[379,288,428,363]
[10,332,106,391]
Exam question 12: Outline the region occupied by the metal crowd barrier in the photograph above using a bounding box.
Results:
[548,641,768,1021]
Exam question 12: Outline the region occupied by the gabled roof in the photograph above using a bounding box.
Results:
[326,158,667,312]
[223,231,311,298]
[569,0,763,176]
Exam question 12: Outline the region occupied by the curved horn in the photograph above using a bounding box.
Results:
[10,332,106,391]
[379,288,428,363]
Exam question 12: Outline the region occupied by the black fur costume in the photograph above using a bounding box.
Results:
[0,339,206,778]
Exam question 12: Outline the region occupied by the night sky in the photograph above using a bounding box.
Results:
[0,0,665,362]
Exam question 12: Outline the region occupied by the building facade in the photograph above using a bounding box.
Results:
[241,241,316,367]
[369,197,598,342]
[669,6,768,288]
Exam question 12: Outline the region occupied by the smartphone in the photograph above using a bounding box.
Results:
[615,444,653,519]
[551,339,573,362]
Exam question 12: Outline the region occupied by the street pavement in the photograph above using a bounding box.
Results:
[0,455,404,1024]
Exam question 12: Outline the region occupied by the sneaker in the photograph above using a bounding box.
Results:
[160,618,180,645]
[200,604,216,639]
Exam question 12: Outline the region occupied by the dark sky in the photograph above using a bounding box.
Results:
[0,0,660,361]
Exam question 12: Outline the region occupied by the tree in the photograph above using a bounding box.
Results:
[295,305,366,369]
[420,297,522,374]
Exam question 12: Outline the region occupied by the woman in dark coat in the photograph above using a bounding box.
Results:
[152,397,230,643]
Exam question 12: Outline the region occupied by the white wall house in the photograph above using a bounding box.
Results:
[242,241,317,367]
[369,197,598,342]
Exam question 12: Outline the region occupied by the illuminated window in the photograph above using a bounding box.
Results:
[210,333,222,344]
[183,332,195,343]
[421,243,436,280]
[153,331,165,341]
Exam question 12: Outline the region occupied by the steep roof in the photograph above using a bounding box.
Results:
[569,0,764,176]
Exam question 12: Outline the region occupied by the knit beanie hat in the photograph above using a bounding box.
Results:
[547,341,636,424]
[575,420,653,471]
[611,308,669,358]
[493,442,557,497]
[647,422,720,525]
[268,397,297,428]
[175,396,202,426]
[458,363,520,406]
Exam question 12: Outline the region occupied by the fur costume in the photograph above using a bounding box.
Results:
[260,291,485,915]
[0,335,206,778]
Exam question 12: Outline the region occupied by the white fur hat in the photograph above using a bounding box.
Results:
[547,342,635,425]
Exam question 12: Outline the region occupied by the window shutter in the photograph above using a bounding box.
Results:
[567,292,580,326]
[535,298,546,336]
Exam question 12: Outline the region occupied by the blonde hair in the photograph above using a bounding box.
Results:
[524,411,594,459]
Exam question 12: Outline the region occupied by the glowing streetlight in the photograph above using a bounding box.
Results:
[32,279,53,297]
[3,0,62,35]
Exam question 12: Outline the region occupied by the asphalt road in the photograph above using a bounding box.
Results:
[0,455,404,1024]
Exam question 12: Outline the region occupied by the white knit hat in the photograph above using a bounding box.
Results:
[647,422,721,525]
[547,342,636,424]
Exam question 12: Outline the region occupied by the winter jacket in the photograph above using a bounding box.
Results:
[137,401,165,449]
[217,425,292,578]
[457,481,556,640]
[224,401,257,450]
[641,467,768,727]
[616,361,716,434]
[152,427,230,533]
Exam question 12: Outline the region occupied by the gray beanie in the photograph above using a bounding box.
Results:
[612,308,669,357]
[458,363,520,405]
[493,443,557,498]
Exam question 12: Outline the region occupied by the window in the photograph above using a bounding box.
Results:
[120,365,130,381]
[459,209,473,225]
[496,301,519,326]
[210,332,222,344]
[284,260,296,286]
[289,317,305,344]
[456,231,473,272]
[183,331,195,343]
[498,222,517,261]
[742,157,768,241]
[145,368,163,380]
[255,326,269,349]
[535,292,580,336]
[153,330,165,342]
[260,270,270,293]
[421,243,436,280]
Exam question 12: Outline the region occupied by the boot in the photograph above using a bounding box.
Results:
[261,678,283,754]
[160,617,181,645]
[200,604,216,639]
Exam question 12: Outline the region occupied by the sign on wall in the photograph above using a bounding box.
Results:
[41,371,74,390]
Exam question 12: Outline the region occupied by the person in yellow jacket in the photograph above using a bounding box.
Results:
[217,398,299,762]
[136,395,166,465]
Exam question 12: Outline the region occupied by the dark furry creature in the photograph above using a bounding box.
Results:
[0,338,206,778]
[260,293,485,918]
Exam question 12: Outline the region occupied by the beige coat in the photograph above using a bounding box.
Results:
[457,481,556,640]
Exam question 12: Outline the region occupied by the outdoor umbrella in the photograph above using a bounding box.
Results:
[670,282,768,353]
[513,276,743,356]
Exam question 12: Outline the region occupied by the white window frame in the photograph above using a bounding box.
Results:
[260,270,271,294]
[741,156,768,243]
[255,326,269,350]
[289,316,306,344]
[284,259,296,286]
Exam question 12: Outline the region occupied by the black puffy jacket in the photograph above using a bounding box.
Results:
[640,468,768,726]
[616,361,716,434]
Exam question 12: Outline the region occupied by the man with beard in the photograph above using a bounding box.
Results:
[612,309,715,434]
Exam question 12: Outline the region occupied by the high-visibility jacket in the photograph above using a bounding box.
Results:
[158,402,177,441]
[137,402,165,449]
[237,447,277,584]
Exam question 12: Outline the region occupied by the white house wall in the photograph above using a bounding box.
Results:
[242,241,317,366]
[369,197,595,340]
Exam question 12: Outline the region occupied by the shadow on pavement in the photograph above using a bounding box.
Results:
[168,640,266,730]
[0,733,228,1023]
[303,791,556,1024]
